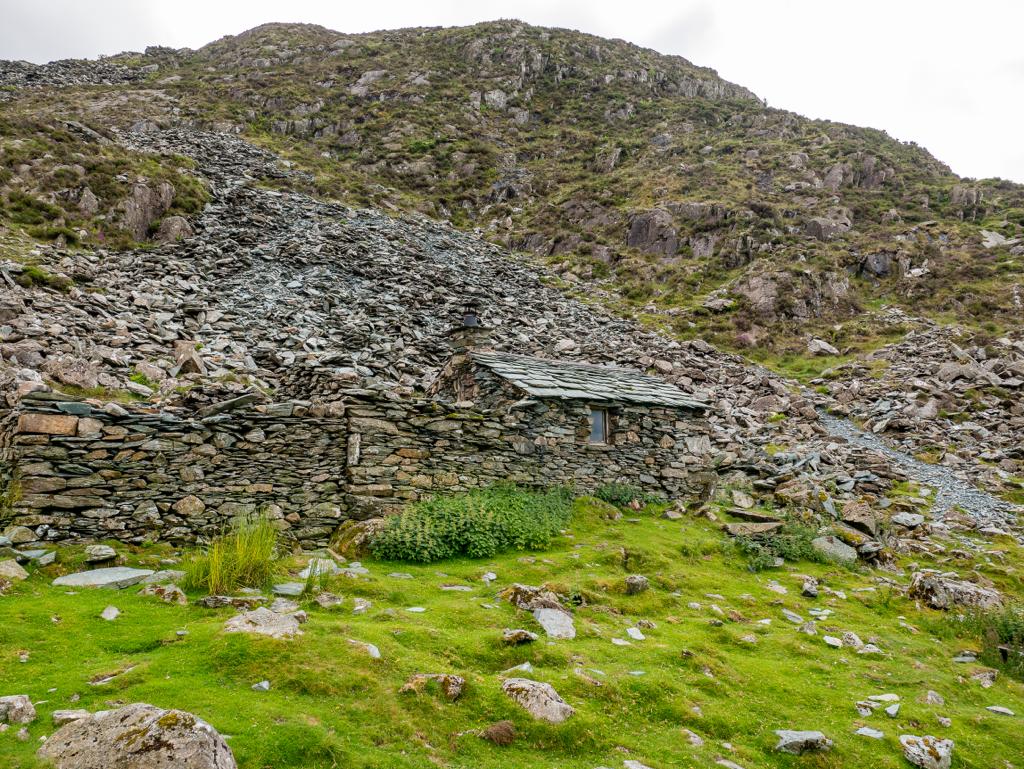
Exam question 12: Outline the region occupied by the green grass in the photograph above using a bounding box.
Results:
[1,504,1023,768]
[182,515,280,594]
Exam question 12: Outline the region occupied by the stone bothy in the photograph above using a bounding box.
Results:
[1,338,715,548]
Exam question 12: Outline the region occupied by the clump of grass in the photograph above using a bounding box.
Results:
[962,604,1024,681]
[371,484,572,563]
[182,515,280,594]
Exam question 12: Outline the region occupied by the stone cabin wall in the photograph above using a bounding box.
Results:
[2,389,714,547]
[343,392,712,519]
[1,402,348,548]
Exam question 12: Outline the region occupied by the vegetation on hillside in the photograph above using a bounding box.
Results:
[371,485,573,562]
[1,493,1022,768]
[0,113,208,250]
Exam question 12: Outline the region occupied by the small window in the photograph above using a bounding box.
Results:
[589,408,609,444]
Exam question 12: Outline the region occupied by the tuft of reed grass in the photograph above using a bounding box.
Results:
[182,515,280,594]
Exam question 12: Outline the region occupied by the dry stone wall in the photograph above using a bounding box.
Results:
[2,398,348,547]
[2,389,714,546]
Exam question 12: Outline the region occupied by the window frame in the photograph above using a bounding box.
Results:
[588,406,610,445]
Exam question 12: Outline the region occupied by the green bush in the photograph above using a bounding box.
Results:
[370,484,573,563]
[594,483,649,508]
[963,605,1024,681]
[182,514,280,594]
[734,523,825,572]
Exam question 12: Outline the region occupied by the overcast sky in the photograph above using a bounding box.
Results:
[3,0,1022,183]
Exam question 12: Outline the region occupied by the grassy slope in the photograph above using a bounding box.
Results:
[2,500,1022,768]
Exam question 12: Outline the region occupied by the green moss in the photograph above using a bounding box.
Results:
[14,264,72,292]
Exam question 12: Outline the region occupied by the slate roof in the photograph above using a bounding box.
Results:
[470,351,709,410]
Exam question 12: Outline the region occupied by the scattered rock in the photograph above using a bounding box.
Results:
[481,720,516,746]
[625,574,649,595]
[84,544,117,563]
[314,592,343,608]
[400,673,465,701]
[37,702,237,769]
[100,605,120,621]
[773,729,833,754]
[223,607,302,639]
[899,734,953,769]
[986,706,1014,716]
[52,709,90,726]
[138,583,188,605]
[807,338,840,356]
[197,595,265,610]
[811,535,858,565]
[503,628,539,645]
[0,559,29,582]
[52,567,154,589]
[909,571,1002,610]
[501,678,574,723]
[532,607,576,639]
[856,726,884,739]
[0,695,36,724]
[348,639,381,659]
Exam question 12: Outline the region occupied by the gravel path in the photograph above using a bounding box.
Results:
[818,411,1015,527]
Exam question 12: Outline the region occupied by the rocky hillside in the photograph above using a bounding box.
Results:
[4,20,1024,358]
[2,20,1024,506]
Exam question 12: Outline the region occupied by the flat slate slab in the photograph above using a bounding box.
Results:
[52,567,154,589]
[533,607,576,639]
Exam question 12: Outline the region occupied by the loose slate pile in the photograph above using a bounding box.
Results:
[822,318,1024,497]
[0,59,148,100]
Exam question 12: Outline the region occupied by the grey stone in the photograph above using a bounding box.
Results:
[811,535,857,565]
[899,734,953,769]
[625,574,649,595]
[892,512,925,528]
[909,571,1002,611]
[52,709,90,726]
[53,567,154,589]
[84,544,117,563]
[0,559,29,582]
[773,729,833,754]
[532,607,575,639]
[36,702,236,768]
[0,695,36,724]
[272,582,306,596]
[501,678,574,723]
[224,607,302,639]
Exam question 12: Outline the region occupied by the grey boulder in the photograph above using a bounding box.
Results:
[909,571,1002,611]
[37,703,236,768]
[223,607,303,639]
[501,678,574,723]
[774,729,833,754]
[811,535,857,565]
[0,695,36,724]
[900,734,953,769]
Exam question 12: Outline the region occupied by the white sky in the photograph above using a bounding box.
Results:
[2,0,1022,183]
